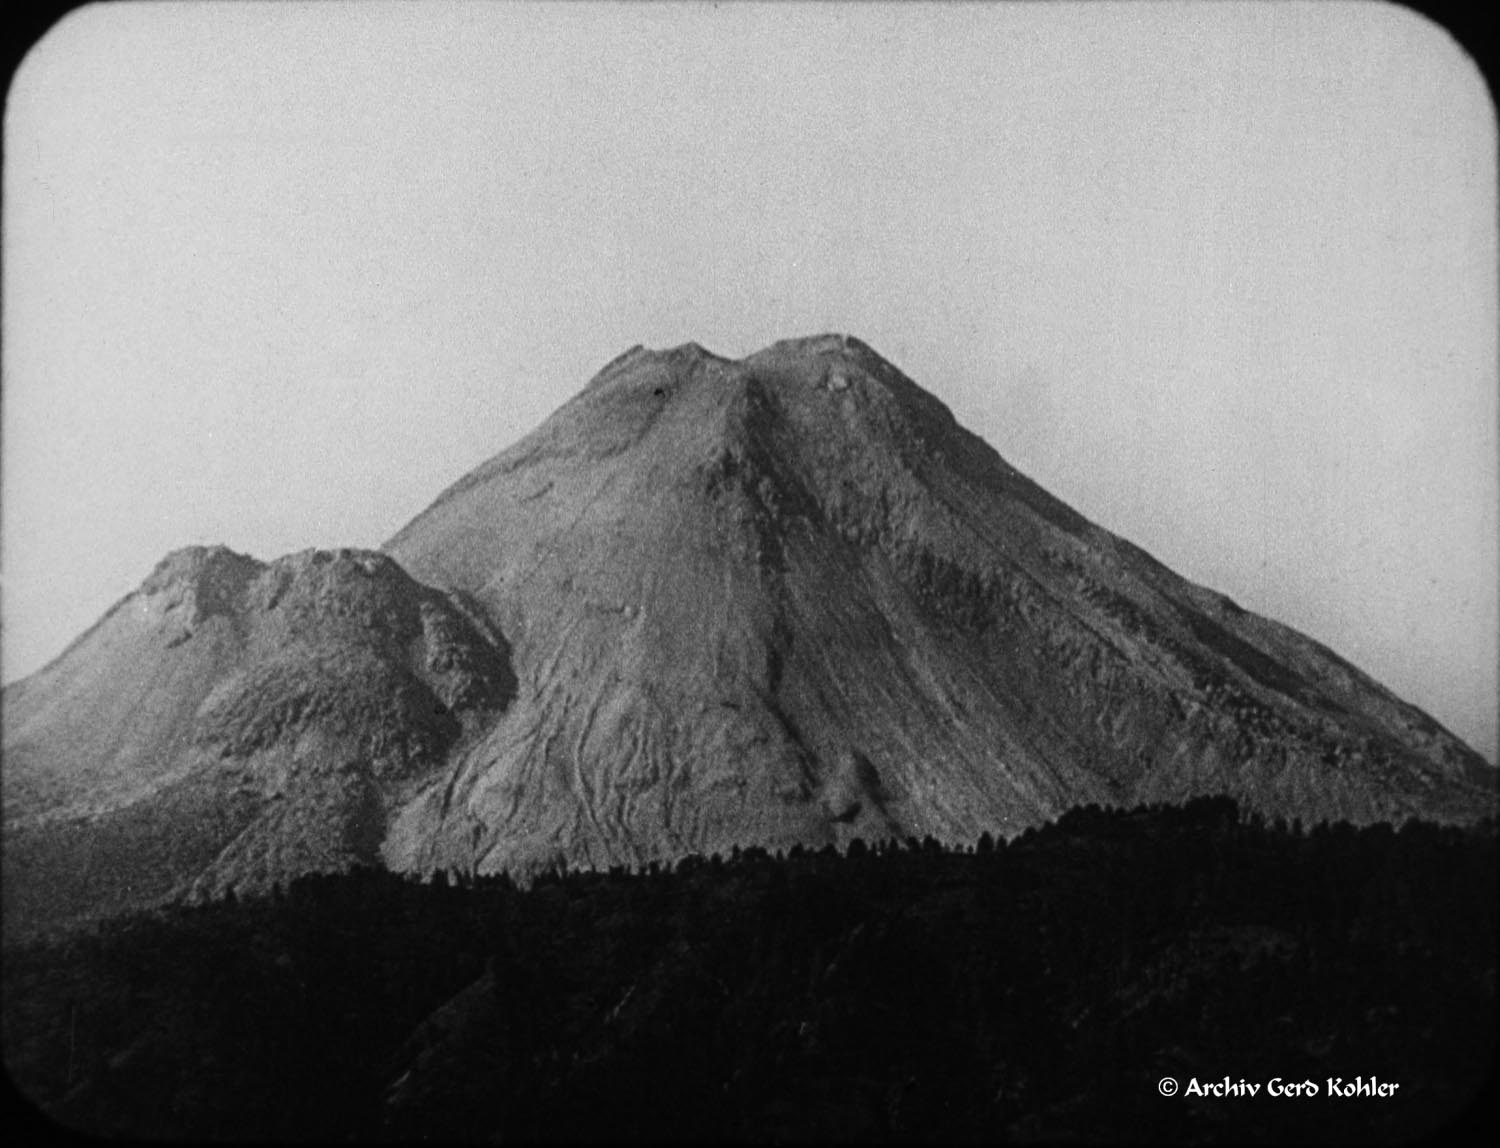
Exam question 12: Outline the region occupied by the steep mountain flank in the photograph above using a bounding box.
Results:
[380,335,1493,878]
[2,548,511,934]
[4,335,1493,931]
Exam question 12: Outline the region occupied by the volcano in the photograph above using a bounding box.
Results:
[4,335,1492,932]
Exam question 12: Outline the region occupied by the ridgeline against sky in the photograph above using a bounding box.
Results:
[5,337,1493,935]
[2,3,1494,764]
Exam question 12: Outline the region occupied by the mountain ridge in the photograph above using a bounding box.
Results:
[4,334,1493,933]
[380,335,1493,877]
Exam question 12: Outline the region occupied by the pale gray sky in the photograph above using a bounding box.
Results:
[4,1,1496,762]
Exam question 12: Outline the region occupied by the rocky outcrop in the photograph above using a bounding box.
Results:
[2,547,513,934]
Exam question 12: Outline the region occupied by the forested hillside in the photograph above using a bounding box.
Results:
[4,799,1494,1141]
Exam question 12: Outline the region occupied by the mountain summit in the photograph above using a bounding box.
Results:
[4,336,1492,931]
[382,335,1492,873]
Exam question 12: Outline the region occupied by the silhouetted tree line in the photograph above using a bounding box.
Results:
[3,798,1495,1142]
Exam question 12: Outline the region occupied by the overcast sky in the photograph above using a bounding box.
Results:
[4,1,1495,762]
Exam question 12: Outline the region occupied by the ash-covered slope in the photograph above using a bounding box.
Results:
[2,548,511,934]
[381,335,1493,878]
[4,335,1492,929]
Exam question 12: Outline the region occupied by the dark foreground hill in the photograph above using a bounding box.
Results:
[4,802,1495,1142]
[3,336,1493,934]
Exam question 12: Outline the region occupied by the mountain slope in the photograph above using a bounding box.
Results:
[2,548,512,934]
[380,335,1492,878]
[4,335,1492,931]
